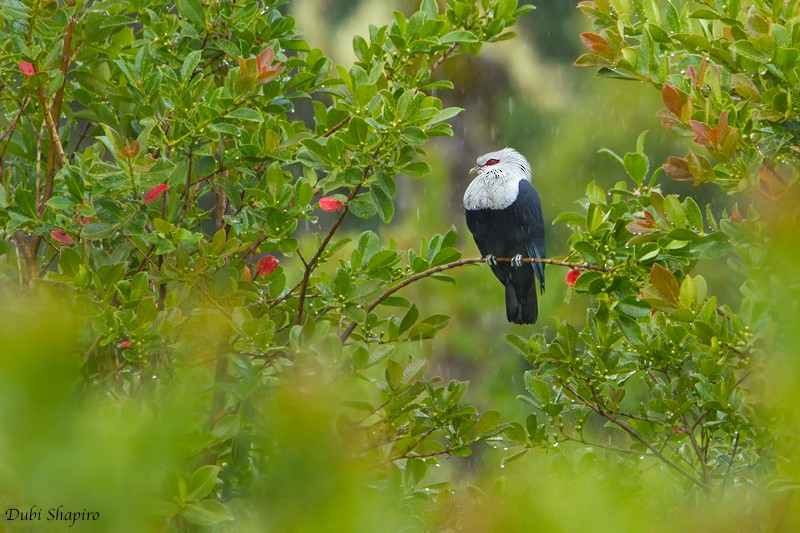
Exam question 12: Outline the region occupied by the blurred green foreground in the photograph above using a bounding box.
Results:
[0,277,798,531]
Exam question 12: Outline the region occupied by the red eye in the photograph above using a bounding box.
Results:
[484,158,500,166]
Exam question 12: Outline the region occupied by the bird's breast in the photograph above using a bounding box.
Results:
[463,176,520,211]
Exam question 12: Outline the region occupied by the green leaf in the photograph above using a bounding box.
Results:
[679,274,696,308]
[211,414,241,441]
[526,372,550,404]
[476,410,502,436]
[399,304,419,335]
[226,108,264,122]
[402,359,428,383]
[731,40,771,63]
[402,161,431,177]
[663,195,686,228]
[689,9,720,19]
[59,247,81,276]
[371,185,395,223]
[440,30,479,44]
[623,152,648,184]
[185,466,220,502]
[617,316,643,344]
[684,197,703,231]
[181,50,201,81]
[399,127,427,144]
[431,107,463,124]
[80,223,117,240]
[182,500,234,526]
[176,0,206,27]
[617,296,651,317]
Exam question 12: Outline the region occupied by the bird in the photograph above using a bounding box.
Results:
[463,148,545,324]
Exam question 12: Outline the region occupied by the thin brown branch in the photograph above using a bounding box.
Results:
[430,42,459,73]
[240,234,268,261]
[683,414,710,486]
[559,436,656,457]
[52,1,77,126]
[339,256,611,342]
[70,120,93,158]
[562,382,706,489]
[34,81,68,253]
[386,426,437,464]
[0,97,30,154]
[323,116,351,138]
[723,431,740,487]
[295,158,375,324]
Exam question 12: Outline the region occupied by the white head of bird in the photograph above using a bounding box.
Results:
[463,148,532,211]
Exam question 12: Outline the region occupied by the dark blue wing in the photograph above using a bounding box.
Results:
[514,179,546,293]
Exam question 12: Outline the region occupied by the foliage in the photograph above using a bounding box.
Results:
[0,0,533,527]
[575,0,800,192]
[2,0,799,529]
[496,0,799,493]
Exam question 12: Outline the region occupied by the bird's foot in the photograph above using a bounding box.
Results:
[511,254,524,267]
[485,254,497,266]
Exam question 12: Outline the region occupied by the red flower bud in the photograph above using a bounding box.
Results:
[143,183,170,204]
[319,196,344,212]
[119,340,131,349]
[50,229,74,245]
[255,255,279,278]
[565,268,580,287]
[19,61,35,77]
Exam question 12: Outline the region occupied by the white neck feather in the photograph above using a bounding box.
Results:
[463,169,522,210]
[463,148,532,210]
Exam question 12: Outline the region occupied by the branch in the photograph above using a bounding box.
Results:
[0,97,30,154]
[339,256,611,342]
[37,86,67,192]
[430,42,459,73]
[385,426,437,464]
[683,413,711,486]
[36,0,75,219]
[295,155,377,324]
[723,431,740,487]
[563,382,706,489]
[323,115,351,138]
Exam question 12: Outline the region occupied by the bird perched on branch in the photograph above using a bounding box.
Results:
[463,148,545,324]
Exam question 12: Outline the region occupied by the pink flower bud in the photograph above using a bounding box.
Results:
[565,269,580,287]
[255,255,279,278]
[318,196,344,212]
[19,61,35,77]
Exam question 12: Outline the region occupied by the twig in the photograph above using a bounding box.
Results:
[38,87,67,189]
[430,43,459,73]
[562,382,705,489]
[0,97,30,154]
[386,426,437,463]
[240,234,268,261]
[723,431,740,487]
[323,116,351,138]
[295,158,375,324]
[339,256,611,342]
[683,413,711,487]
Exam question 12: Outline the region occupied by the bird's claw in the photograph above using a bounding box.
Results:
[485,254,497,266]
[511,254,524,267]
